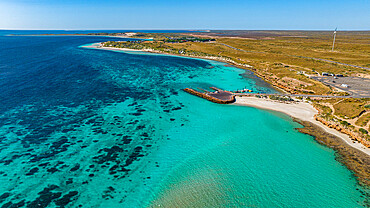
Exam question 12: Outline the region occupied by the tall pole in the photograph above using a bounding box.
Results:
[332,27,337,52]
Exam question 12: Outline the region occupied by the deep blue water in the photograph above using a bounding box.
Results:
[0,31,367,208]
[0,30,204,36]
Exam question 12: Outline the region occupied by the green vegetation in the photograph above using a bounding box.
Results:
[164,37,215,43]
[269,95,294,102]
[340,120,352,127]
[333,99,368,119]
[314,98,370,143]
[103,40,215,57]
[313,103,332,115]
[104,41,146,50]
[359,128,368,135]
[355,113,370,127]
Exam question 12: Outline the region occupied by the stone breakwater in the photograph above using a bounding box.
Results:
[183,88,236,104]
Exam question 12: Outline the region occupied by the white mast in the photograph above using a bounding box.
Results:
[332,27,337,52]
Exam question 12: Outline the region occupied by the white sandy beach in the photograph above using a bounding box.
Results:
[234,96,370,156]
[83,43,254,68]
[82,43,144,52]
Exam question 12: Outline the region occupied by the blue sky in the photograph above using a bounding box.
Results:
[1,0,369,30]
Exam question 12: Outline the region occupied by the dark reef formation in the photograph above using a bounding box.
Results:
[294,118,370,188]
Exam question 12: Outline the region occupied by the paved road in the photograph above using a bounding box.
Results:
[311,76,370,97]
[292,55,370,70]
[218,43,370,70]
[218,43,266,54]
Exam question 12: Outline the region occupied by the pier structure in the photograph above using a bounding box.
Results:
[183,87,235,104]
[183,86,368,105]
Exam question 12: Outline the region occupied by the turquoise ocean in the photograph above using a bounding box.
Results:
[0,31,368,207]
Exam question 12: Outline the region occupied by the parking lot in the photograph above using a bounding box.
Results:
[311,76,370,97]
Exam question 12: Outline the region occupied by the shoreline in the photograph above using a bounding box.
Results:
[84,43,370,185]
[83,43,143,52]
[234,96,370,186]
[233,97,370,155]
[82,43,288,94]
[85,43,370,155]
[82,43,257,67]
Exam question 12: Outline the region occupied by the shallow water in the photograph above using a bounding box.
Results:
[0,31,367,208]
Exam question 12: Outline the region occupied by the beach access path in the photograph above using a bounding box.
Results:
[234,96,370,156]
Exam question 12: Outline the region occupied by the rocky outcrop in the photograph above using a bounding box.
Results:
[315,116,370,148]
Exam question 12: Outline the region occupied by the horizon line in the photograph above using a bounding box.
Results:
[1,28,370,31]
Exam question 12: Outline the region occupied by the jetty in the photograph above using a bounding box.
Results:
[183,87,235,104]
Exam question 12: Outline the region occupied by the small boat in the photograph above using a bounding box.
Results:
[234,89,253,93]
